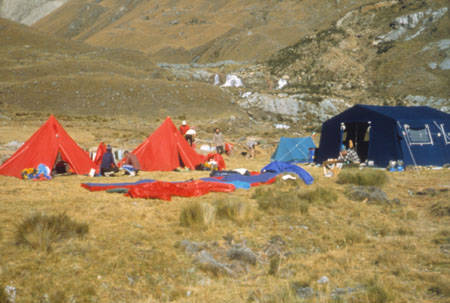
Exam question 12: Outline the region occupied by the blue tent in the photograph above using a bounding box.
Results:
[271,137,316,163]
[316,105,450,167]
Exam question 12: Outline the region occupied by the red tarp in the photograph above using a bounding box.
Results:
[0,115,94,178]
[132,117,206,171]
[126,180,235,200]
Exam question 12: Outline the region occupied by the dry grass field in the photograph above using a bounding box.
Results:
[0,115,449,303]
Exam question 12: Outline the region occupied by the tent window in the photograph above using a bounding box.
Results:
[406,124,433,145]
[439,124,450,144]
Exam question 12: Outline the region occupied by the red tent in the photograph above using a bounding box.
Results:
[133,117,205,171]
[0,115,95,178]
[93,142,107,173]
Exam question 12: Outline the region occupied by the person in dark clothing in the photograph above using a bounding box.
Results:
[100,145,118,176]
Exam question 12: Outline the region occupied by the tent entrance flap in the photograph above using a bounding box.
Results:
[342,122,371,162]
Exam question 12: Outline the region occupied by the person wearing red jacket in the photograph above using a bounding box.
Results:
[179,120,190,135]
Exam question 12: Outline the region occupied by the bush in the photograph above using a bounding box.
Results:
[252,187,337,213]
[180,202,215,228]
[15,213,88,252]
[337,170,388,186]
[215,199,252,223]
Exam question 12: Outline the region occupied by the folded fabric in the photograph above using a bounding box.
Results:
[81,179,155,191]
[261,161,314,185]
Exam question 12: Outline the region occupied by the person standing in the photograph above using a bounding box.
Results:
[122,151,141,176]
[100,145,118,176]
[179,120,190,136]
[213,128,225,154]
[185,127,196,146]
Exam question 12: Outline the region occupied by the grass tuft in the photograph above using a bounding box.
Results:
[338,170,388,186]
[429,200,450,217]
[215,199,253,224]
[0,286,9,303]
[253,187,337,213]
[15,213,88,252]
[365,278,394,303]
[180,202,216,228]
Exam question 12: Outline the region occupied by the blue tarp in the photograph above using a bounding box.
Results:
[316,105,450,167]
[261,162,314,185]
[201,172,278,189]
[271,137,316,163]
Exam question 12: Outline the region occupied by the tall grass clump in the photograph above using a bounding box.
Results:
[252,187,337,213]
[429,200,450,217]
[180,202,215,228]
[0,286,9,303]
[15,213,88,252]
[338,170,388,186]
[215,199,253,224]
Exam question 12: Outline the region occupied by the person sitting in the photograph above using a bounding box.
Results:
[339,140,360,164]
[122,151,141,176]
[213,128,225,154]
[100,145,119,176]
[179,120,190,136]
[53,153,71,175]
[185,127,196,146]
[246,137,259,159]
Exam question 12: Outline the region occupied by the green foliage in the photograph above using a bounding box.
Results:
[179,202,215,228]
[252,187,337,213]
[15,213,88,252]
[338,170,388,186]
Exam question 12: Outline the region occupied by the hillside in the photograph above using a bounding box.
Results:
[0,18,242,121]
[33,0,378,63]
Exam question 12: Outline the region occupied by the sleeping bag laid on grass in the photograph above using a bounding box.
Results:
[261,161,314,185]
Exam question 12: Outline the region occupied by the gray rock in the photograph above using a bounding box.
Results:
[375,8,448,44]
[317,276,329,284]
[179,240,207,255]
[194,250,234,276]
[346,186,388,203]
[292,286,314,299]
[227,245,258,265]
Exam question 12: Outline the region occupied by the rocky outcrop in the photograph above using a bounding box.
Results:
[0,0,68,25]
[374,7,448,44]
[238,92,349,122]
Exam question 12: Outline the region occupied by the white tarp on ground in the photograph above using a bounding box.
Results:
[221,74,243,88]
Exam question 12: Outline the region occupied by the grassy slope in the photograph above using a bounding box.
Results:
[33,0,377,63]
[0,18,240,120]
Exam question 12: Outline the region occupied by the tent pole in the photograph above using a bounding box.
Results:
[396,121,419,173]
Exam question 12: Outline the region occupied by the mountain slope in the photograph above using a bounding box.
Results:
[34,0,378,63]
[0,18,239,119]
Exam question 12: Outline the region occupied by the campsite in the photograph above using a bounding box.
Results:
[0,112,449,303]
[0,0,449,302]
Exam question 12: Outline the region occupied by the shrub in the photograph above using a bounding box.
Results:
[432,230,449,245]
[180,202,215,228]
[16,213,88,252]
[338,170,388,186]
[215,199,252,223]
